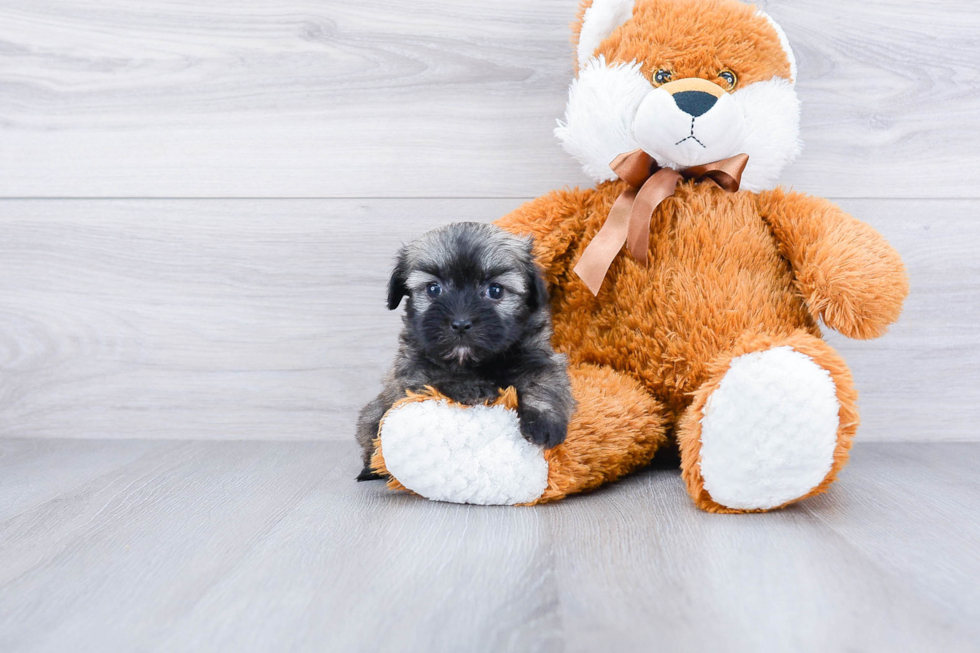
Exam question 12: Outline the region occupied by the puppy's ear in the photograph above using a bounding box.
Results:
[387,248,410,310]
[521,238,550,311]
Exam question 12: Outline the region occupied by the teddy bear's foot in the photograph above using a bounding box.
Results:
[678,332,858,513]
[376,397,549,505]
[371,364,670,505]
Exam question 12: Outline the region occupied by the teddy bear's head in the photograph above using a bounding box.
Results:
[556,0,801,191]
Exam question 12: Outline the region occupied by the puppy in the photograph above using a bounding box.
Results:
[355,222,575,480]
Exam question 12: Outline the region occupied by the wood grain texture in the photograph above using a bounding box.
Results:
[1,198,975,442]
[0,0,978,198]
[0,439,978,652]
[0,198,522,440]
[802,443,980,633]
[0,438,171,521]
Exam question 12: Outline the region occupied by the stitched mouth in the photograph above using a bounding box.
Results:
[675,116,706,148]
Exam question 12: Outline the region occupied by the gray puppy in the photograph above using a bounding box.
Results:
[355,222,575,480]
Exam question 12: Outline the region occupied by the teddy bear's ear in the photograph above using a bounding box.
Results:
[573,0,635,70]
[755,9,798,86]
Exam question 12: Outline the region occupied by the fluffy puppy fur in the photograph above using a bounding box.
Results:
[355,222,575,480]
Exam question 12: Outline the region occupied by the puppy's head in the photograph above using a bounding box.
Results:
[387,222,548,365]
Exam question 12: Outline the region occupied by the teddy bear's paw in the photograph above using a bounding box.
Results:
[379,399,549,505]
[698,346,840,510]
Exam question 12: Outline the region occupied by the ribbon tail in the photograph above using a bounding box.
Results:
[573,189,636,296]
[626,168,682,262]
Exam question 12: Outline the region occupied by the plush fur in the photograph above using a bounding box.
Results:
[371,388,551,506]
[371,372,668,504]
[676,332,859,513]
[374,0,909,511]
[575,0,636,70]
[559,0,802,189]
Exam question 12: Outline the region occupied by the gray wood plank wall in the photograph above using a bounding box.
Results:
[1,0,978,442]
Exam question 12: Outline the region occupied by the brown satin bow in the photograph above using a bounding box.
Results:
[573,150,750,295]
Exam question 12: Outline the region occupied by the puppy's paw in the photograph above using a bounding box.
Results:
[356,464,385,482]
[441,381,501,406]
[519,409,568,449]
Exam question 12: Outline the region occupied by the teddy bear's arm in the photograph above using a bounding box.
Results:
[758,189,909,340]
[495,188,592,283]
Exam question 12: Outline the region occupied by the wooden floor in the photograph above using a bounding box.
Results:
[1,439,977,652]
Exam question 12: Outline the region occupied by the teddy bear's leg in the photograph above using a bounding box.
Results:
[534,363,669,503]
[372,363,669,505]
[676,331,858,513]
[373,389,549,506]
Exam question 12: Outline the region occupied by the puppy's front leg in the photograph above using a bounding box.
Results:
[516,355,575,448]
[437,378,502,406]
[354,378,404,481]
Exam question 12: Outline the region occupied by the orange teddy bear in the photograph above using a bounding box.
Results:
[371,0,908,512]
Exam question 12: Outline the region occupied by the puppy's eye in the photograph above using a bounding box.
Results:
[654,69,672,86]
[718,70,737,90]
[485,283,504,300]
[425,282,442,298]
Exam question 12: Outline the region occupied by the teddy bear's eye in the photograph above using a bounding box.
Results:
[654,69,672,85]
[718,70,738,90]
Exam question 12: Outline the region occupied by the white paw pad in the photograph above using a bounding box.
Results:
[379,400,549,505]
[698,346,840,510]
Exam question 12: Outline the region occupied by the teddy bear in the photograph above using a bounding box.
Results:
[368,0,908,512]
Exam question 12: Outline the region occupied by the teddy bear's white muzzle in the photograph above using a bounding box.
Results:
[632,86,746,168]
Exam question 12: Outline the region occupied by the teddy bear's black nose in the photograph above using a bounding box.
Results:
[673,90,718,117]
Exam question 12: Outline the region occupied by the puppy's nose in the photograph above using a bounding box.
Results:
[450,318,472,333]
[672,91,718,117]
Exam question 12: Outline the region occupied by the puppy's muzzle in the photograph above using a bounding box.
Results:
[451,318,473,334]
